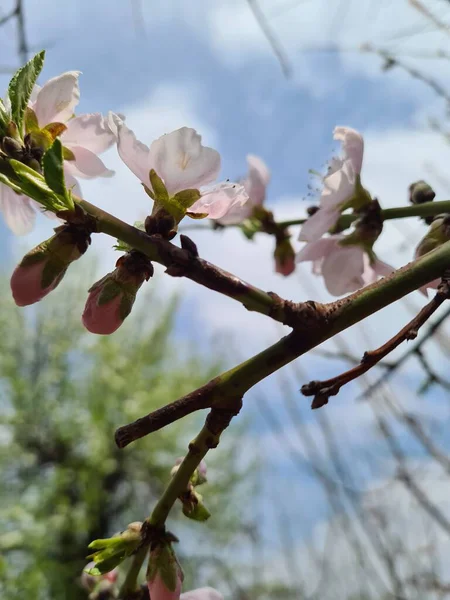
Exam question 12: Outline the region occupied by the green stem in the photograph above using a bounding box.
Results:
[119,547,148,598]
[148,424,217,527]
[179,199,450,232]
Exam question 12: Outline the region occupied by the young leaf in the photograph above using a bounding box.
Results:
[8,51,45,136]
[43,139,71,207]
[9,158,60,209]
[0,99,10,134]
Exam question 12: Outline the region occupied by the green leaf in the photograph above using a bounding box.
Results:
[182,500,211,522]
[43,139,68,199]
[173,189,201,209]
[149,169,169,202]
[8,51,45,136]
[0,98,10,134]
[9,158,62,209]
[24,107,39,132]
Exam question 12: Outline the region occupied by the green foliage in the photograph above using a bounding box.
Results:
[0,265,251,599]
[43,139,73,208]
[8,51,45,135]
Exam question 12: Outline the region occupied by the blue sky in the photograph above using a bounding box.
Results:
[2,0,450,595]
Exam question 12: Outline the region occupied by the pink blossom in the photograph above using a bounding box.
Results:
[148,571,182,600]
[217,154,270,225]
[1,72,115,235]
[180,588,224,600]
[275,252,296,276]
[299,127,364,242]
[296,235,393,296]
[110,114,248,221]
[81,562,118,592]
[82,285,125,335]
[147,546,183,600]
[10,259,66,306]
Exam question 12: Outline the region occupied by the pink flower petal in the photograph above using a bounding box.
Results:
[149,127,220,196]
[111,114,151,185]
[321,245,364,296]
[296,237,340,262]
[180,589,224,600]
[64,146,114,179]
[62,113,115,154]
[299,208,340,242]
[244,154,270,207]
[33,71,81,126]
[215,201,252,225]
[0,185,36,235]
[190,182,248,219]
[320,161,355,210]
[334,126,364,174]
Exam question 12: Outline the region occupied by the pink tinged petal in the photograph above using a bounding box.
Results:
[333,126,364,174]
[321,245,365,296]
[320,161,355,210]
[147,572,182,600]
[149,127,220,196]
[0,184,36,235]
[215,201,252,225]
[82,287,124,335]
[361,256,395,286]
[113,116,151,185]
[190,182,248,220]
[296,237,341,262]
[10,260,65,306]
[244,153,270,207]
[181,589,224,600]
[298,207,340,242]
[62,113,116,154]
[63,145,114,179]
[34,71,81,125]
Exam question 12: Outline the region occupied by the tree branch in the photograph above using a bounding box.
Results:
[301,278,450,408]
[116,242,450,447]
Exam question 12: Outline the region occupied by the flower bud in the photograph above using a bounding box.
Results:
[274,238,295,276]
[82,251,153,335]
[10,225,91,306]
[147,543,183,600]
[409,180,435,205]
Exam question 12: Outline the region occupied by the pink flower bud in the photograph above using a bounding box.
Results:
[82,251,153,335]
[274,239,295,277]
[181,588,224,600]
[147,544,183,600]
[10,225,89,307]
[10,258,67,306]
[81,561,118,592]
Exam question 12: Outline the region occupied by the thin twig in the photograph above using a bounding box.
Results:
[302,279,450,409]
[358,304,450,401]
[246,0,293,77]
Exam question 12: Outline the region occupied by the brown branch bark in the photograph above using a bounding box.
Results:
[301,279,450,409]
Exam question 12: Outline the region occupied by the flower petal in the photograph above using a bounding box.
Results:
[64,146,114,179]
[244,154,270,207]
[190,182,248,220]
[111,114,151,185]
[0,185,36,235]
[334,126,364,174]
[321,245,364,296]
[320,161,355,210]
[299,207,340,242]
[34,71,81,125]
[296,237,340,262]
[149,127,220,196]
[181,588,224,600]
[62,113,115,154]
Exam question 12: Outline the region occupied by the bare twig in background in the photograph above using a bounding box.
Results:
[302,279,450,409]
[246,0,293,77]
[409,0,450,36]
